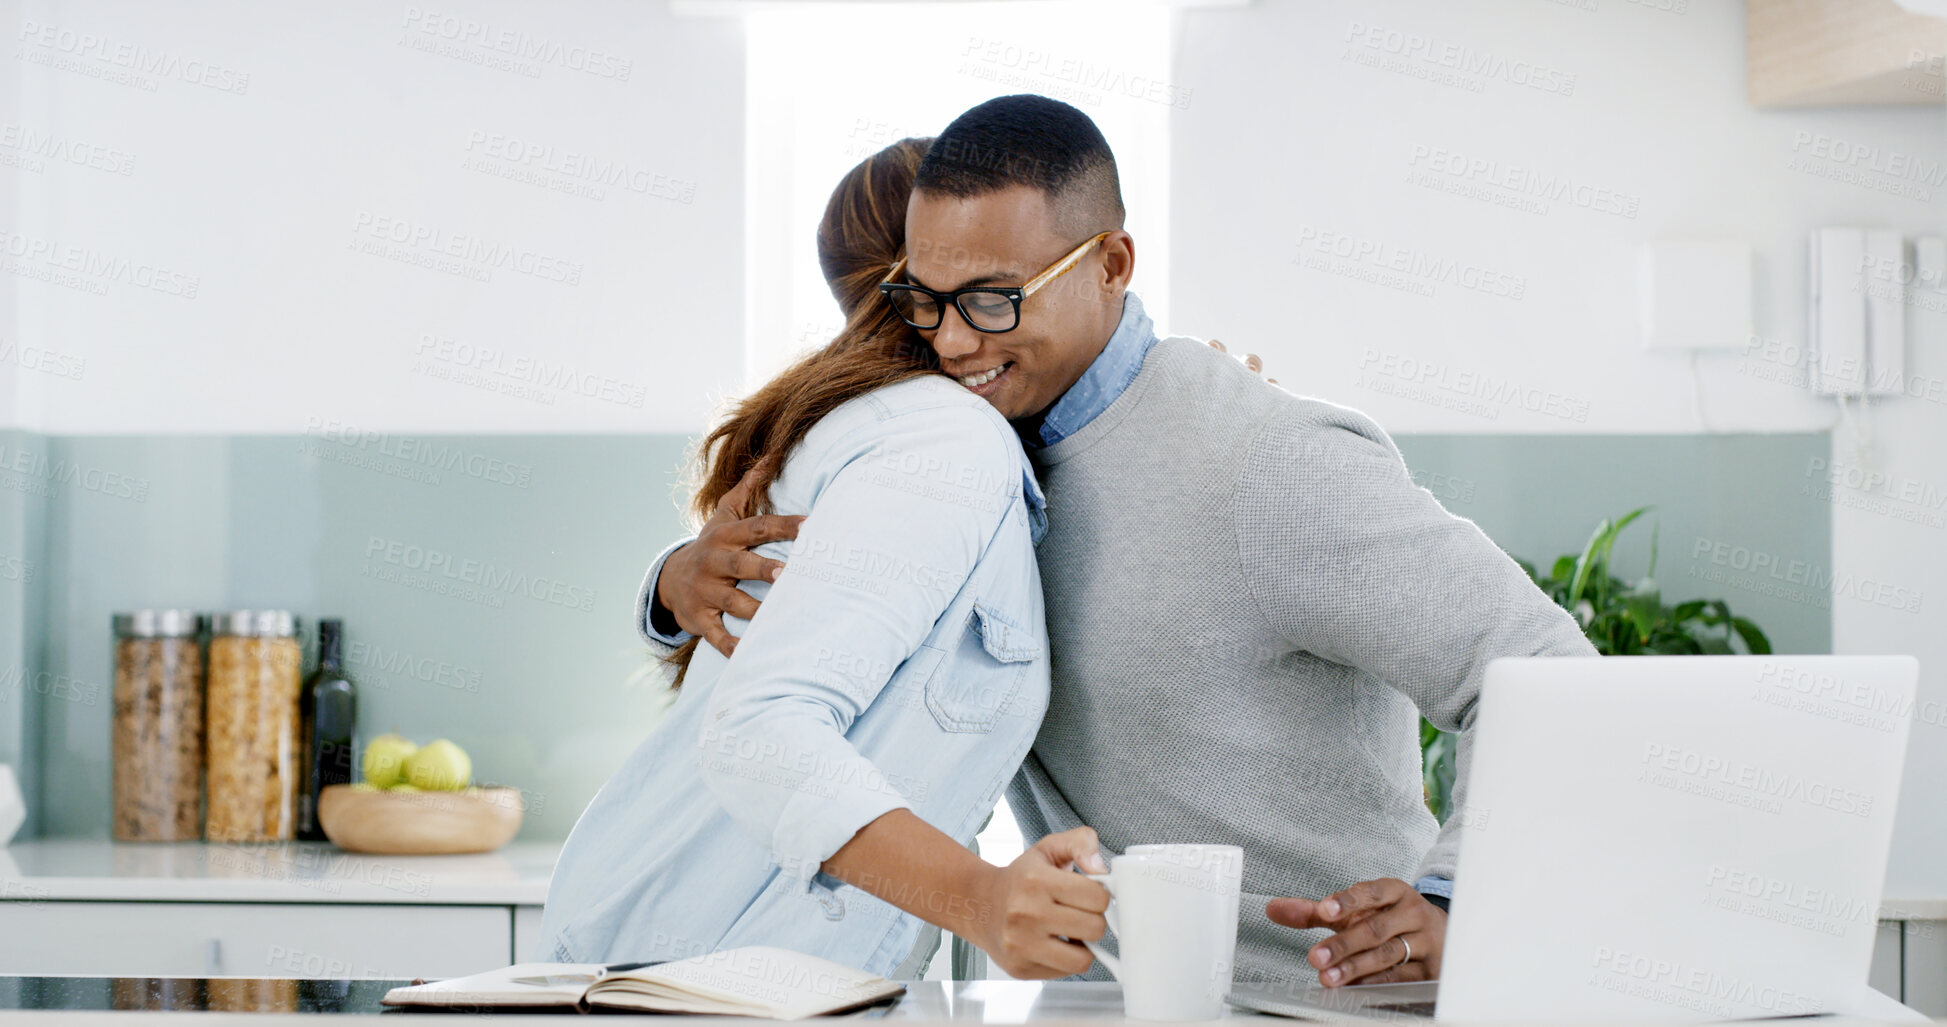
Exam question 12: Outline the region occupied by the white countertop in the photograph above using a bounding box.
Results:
[2,836,1942,920]
[0,982,1264,1024]
[0,839,557,905]
[3,836,1943,925]
[0,980,1933,1025]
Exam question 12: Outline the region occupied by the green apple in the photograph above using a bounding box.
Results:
[403,739,472,791]
[362,733,418,788]
[388,783,422,793]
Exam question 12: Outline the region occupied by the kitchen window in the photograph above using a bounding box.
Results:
[740,0,1177,387]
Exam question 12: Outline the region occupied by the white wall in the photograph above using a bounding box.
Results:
[8,0,745,435]
[1172,0,1947,895]
[1173,0,1943,435]
[6,0,1946,898]
[0,0,24,794]
[1,0,20,428]
[1836,408,1947,895]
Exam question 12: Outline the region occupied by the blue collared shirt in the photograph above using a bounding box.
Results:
[1028,291,1159,448]
[551,376,1051,975]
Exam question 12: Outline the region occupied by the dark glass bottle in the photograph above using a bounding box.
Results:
[297,619,357,841]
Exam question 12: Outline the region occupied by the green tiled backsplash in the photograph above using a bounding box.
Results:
[0,430,1829,841]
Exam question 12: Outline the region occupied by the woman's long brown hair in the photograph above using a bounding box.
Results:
[665,137,940,686]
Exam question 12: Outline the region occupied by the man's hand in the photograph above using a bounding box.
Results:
[971,827,1112,980]
[1266,878,1446,986]
[656,457,805,657]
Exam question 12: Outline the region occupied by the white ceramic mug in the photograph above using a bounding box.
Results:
[1084,844,1243,1021]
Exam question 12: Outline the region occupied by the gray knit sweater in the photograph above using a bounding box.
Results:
[1004,337,1596,984]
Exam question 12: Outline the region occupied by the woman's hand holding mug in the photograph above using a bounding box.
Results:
[971,827,1112,980]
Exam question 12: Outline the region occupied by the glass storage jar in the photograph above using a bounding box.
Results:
[111,610,206,841]
[205,979,297,1013]
[205,610,303,842]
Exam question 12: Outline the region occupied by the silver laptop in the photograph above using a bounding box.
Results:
[1230,655,1918,1022]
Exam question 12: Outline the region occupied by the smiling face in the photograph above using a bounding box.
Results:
[902,184,1133,422]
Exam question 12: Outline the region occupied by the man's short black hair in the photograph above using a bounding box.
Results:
[916,94,1125,237]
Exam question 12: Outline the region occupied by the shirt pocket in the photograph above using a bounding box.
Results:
[922,597,1044,734]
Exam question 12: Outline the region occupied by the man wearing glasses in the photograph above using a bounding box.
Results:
[638,95,1595,986]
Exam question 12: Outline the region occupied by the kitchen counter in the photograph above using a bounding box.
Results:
[0,838,557,905]
[3,837,1942,918]
[0,977,1931,1025]
[0,979,1235,1021]
[0,841,1941,1016]
[0,839,561,977]
[8,836,1937,915]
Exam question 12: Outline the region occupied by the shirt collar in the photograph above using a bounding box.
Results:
[1023,292,1158,449]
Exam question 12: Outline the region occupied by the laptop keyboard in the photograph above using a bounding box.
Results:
[1364,1001,1438,1017]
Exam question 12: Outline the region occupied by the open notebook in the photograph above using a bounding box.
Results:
[381,946,906,1018]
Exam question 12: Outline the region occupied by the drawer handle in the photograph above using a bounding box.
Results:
[206,938,223,975]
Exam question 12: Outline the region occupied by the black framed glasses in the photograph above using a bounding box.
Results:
[878,231,1112,334]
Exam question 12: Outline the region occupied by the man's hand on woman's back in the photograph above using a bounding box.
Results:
[656,458,804,657]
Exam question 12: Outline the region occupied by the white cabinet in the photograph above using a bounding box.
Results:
[1866,917,1947,1017]
[1870,921,1902,999]
[1904,920,1947,1017]
[512,904,550,963]
[0,902,510,979]
[0,839,555,980]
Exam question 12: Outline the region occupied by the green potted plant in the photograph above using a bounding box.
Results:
[1420,507,1773,821]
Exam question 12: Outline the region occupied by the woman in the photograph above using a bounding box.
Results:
[543,139,1108,981]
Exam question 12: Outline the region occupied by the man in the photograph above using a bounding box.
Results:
[637,95,1595,986]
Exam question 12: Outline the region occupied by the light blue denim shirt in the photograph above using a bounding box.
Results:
[546,375,1051,976]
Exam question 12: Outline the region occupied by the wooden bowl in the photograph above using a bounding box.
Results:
[317,784,523,855]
